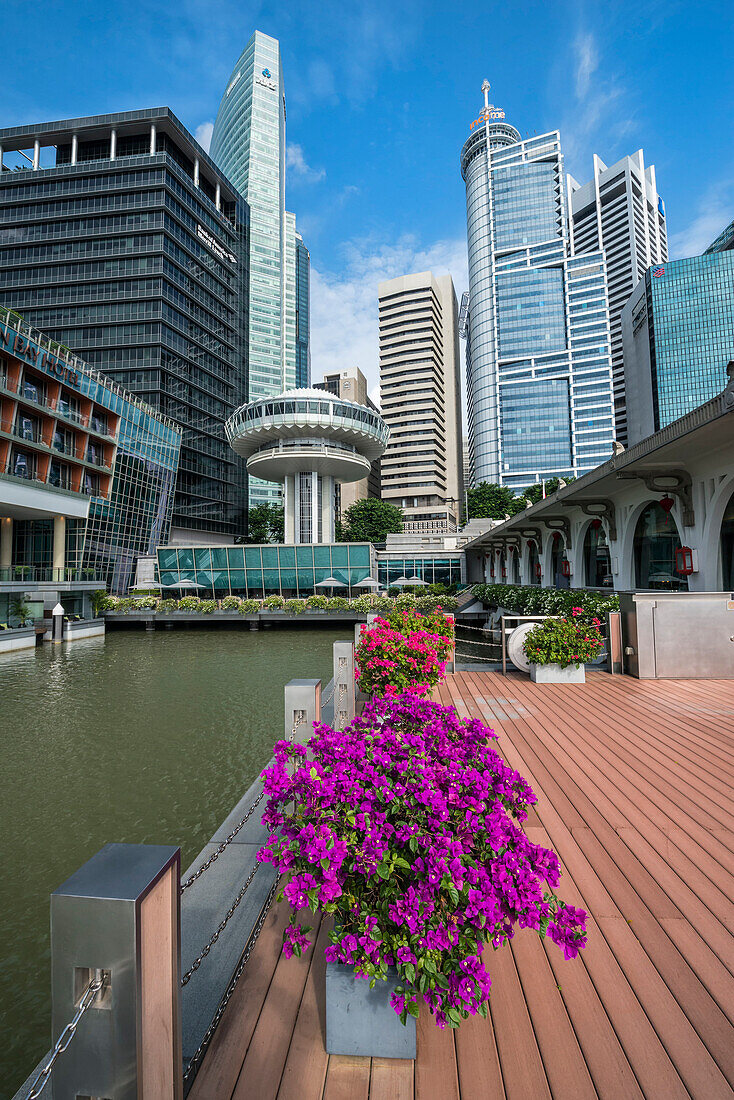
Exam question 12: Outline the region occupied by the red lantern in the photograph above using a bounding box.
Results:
[591,518,602,530]
[489,563,495,578]
[675,546,695,575]
[660,496,674,513]
[561,558,571,577]
[535,561,542,579]
[501,567,507,578]
[553,530,561,542]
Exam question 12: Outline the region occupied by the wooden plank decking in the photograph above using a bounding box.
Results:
[189,670,734,1100]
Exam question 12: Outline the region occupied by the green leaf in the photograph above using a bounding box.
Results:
[407,1000,420,1018]
[320,858,331,872]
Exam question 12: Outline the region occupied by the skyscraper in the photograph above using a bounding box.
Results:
[0,108,248,542]
[621,251,734,444]
[705,219,734,253]
[378,271,464,533]
[568,151,667,445]
[211,30,309,506]
[460,83,616,490]
[295,231,311,388]
[315,367,380,516]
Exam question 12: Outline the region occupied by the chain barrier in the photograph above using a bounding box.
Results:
[456,622,495,633]
[454,636,498,647]
[181,861,260,985]
[455,650,499,663]
[180,791,264,894]
[321,680,337,707]
[27,973,105,1098]
[182,875,281,1084]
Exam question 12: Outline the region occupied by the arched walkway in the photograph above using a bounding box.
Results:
[720,487,734,589]
[583,521,613,589]
[633,502,688,591]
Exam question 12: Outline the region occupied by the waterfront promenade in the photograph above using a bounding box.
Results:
[188,669,734,1100]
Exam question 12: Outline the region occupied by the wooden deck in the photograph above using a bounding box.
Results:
[189,670,734,1100]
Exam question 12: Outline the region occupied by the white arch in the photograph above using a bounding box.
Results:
[619,498,686,590]
[700,475,734,588]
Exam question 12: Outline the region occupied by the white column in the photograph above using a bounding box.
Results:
[311,471,320,545]
[0,145,4,172]
[149,124,156,156]
[215,181,221,210]
[284,475,296,544]
[53,515,66,577]
[110,129,117,160]
[321,476,334,544]
[71,134,78,165]
[0,517,12,571]
[33,139,40,170]
[194,157,200,187]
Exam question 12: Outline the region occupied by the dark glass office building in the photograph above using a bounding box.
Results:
[705,219,734,254]
[0,108,248,540]
[622,251,734,444]
[295,231,310,388]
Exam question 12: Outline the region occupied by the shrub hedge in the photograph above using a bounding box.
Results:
[472,583,618,621]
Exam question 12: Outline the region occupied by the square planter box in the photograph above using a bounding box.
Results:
[530,662,585,683]
[325,962,416,1059]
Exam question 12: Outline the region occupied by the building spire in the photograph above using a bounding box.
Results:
[482,79,491,111]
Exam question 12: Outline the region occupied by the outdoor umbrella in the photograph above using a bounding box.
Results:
[392,576,411,587]
[406,575,428,586]
[314,577,345,587]
[353,577,379,588]
[162,579,205,590]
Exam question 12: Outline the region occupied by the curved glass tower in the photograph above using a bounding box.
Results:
[211,31,295,507]
[461,84,616,489]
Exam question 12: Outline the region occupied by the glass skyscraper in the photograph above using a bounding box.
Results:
[622,251,734,444]
[460,89,616,489]
[295,230,311,388]
[0,108,247,541]
[211,30,309,506]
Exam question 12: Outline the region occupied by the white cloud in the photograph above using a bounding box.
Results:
[574,32,598,99]
[560,32,634,178]
[195,121,214,152]
[310,235,468,405]
[286,143,326,183]
[668,181,734,258]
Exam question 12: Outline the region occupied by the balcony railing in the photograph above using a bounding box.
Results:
[1,461,110,500]
[0,566,107,583]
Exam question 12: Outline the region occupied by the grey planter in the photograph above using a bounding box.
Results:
[325,962,416,1059]
[530,661,585,683]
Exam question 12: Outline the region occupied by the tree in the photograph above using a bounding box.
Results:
[339,498,404,544]
[246,503,284,543]
[467,482,526,521]
[521,476,575,507]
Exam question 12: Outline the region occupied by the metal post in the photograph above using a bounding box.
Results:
[110,128,117,160]
[284,678,321,746]
[445,612,456,673]
[70,134,78,165]
[606,611,623,675]
[52,601,64,644]
[150,124,157,156]
[50,843,182,1099]
[33,138,40,170]
[332,641,355,730]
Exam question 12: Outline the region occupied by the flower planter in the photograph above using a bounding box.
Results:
[530,662,585,683]
[325,962,416,1059]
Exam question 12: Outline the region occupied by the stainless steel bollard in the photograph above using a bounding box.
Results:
[51,843,182,1099]
[284,678,321,745]
[52,601,64,644]
[332,641,356,730]
[444,612,456,672]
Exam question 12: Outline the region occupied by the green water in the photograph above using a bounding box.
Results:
[0,627,338,1097]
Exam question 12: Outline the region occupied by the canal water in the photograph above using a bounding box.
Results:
[0,627,339,1097]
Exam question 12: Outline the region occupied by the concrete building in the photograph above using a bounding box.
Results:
[460,82,615,490]
[225,388,388,543]
[0,108,247,543]
[568,151,667,446]
[210,30,307,507]
[378,271,464,533]
[0,306,181,621]
[621,251,734,445]
[463,366,734,594]
[315,368,381,519]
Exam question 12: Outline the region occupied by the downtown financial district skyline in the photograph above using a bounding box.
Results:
[0,29,732,547]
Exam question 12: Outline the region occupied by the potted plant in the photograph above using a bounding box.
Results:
[522,608,604,683]
[355,611,454,698]
[257,693,587,1056]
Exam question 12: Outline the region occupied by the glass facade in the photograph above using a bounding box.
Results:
[377,556,462,587]
[210,31,292,508]
[645,253,734,429]
[461,123,616,489]
[157,542,371,595]
[0,109,248,539]
[295,231,310,388]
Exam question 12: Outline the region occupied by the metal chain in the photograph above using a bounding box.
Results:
[27,974,104,1098]
[181,861,261,985]
[454,637,499,647]
[455,650,499,663]
[182,875,281,1083]
[321,680,337,707]
[180,791,265,893]
[456,622,495,633]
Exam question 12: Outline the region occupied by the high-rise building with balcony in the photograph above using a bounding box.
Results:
[315,367,381,517]
[568,151,667,445]
[378,271,464,533]
[0,108,247,542]
[211,30,307,506]
[460,83,616,490]
[621,251,734,445]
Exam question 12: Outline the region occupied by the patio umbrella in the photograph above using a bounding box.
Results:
[406,575,428,586]
[315,577,345,587]
[392,576,411,587]
[162,579,204,590]
[353,577,379,588]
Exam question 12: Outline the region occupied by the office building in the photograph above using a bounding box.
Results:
[316,368,381,517]
[621,251,734,444]
[0,108,247,543]
[460,83,616,490]
[295,231,311,387]
[225,388,388,543]
[378,271,464,533]
[211,30,308,506]
[0,306,180,617]
[705,219,734,254]
[568,150,667,445]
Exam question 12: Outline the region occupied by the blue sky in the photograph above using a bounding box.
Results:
[3,0,733,396]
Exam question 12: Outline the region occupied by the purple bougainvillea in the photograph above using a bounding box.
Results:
[257,693,587,1029]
